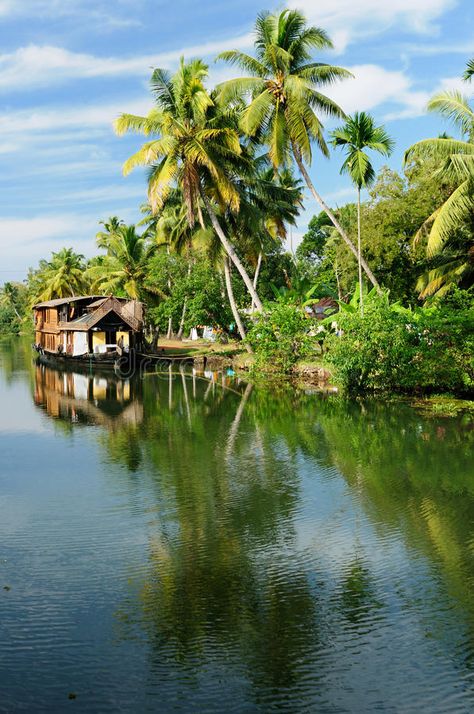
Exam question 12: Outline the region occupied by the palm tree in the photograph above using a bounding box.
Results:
[114,58,264,311]
[87,223,151,300]
[331,112,394,315]
[0,282,24,320]
[216,9,380,291]
[32,248,89,302]
[96,216,125,243]
[405,60,474,298]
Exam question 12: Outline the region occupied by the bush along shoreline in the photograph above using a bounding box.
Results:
[243,287,474,399]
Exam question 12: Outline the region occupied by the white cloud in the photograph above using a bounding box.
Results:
[0,0,144,28]
[289,0,457,51]
[437,75,469,93]
[0,32,253,93]
[0,97,149,136]
[0,215,99,276]
[401,39,474,57]
[324,187,357,204]
[48,183,146,205]
[0,215,94,246]
[0,0,12,15]
[327,64,430,120]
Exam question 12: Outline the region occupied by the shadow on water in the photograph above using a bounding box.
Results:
[1,337,474,711]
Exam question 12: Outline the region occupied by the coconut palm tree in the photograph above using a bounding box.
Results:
[114,58,264,311]
[0,282,24,320]
[87,223,151,300]
[96,216,125,244]
[331,112,394,315]
[32,248,89,302]
[405,61,474,298]
[216,9,380,291]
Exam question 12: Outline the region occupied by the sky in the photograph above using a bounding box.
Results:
[0,0,473,283]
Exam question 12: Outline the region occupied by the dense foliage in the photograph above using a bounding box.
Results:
[325,293,474,395]
[247,303,315,373]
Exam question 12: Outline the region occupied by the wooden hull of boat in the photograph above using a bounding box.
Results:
[34,350,137,374]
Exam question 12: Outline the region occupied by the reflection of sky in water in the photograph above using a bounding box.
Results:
[0,376,49,434]
[1,340,474,712]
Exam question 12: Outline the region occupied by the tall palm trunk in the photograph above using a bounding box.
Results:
[177,259,192,340]
[201,191,264,311]
[223,257,253,353]
[292,146,380,292]
[357,186,364,317]
[251,251,262,312]
[166,244,173,339]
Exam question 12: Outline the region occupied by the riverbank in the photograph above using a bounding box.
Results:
[157,340,474,414]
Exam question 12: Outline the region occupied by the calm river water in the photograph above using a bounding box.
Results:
[1,338,474,712]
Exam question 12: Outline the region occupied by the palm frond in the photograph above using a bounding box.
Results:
[295,63,353,85]
[216,51,268,78]
[408,135,474,158]
[428,90,474,136]
[122,139,172,176]
[464,58,474,82]
[215,77,265,105]
[241,90,273,136]
[427,179,474,256]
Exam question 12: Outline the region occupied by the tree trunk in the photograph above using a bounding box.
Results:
[357,187,364,317]
[177,299,187,340]
[150,326,160,352]
[166,243,173,339]
[201,191,264,311]
[224,257,253,353]
[335,258,342,300]
[292,146,380,292]
[177,261,192,340]
[251,252,262,312]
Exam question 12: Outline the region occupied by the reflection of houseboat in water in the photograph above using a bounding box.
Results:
[33,295,144,370]
[34,363,143,427]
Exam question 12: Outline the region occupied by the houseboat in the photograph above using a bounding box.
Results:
[32,295,144,369]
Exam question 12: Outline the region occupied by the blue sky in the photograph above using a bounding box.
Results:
[0,0,473,283]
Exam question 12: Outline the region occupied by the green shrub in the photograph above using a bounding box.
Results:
[325,297,474,395]
[247,303,315,373]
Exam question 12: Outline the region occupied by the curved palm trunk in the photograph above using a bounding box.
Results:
[224,257,253,353]
[357,187,364,317]
[201,191,264,312]
[292,147,380,292]
[251,251,262,312]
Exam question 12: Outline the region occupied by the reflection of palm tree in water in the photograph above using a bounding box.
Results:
[110,373,319,698]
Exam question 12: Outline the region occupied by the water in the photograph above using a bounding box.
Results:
[1,337,474,713]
